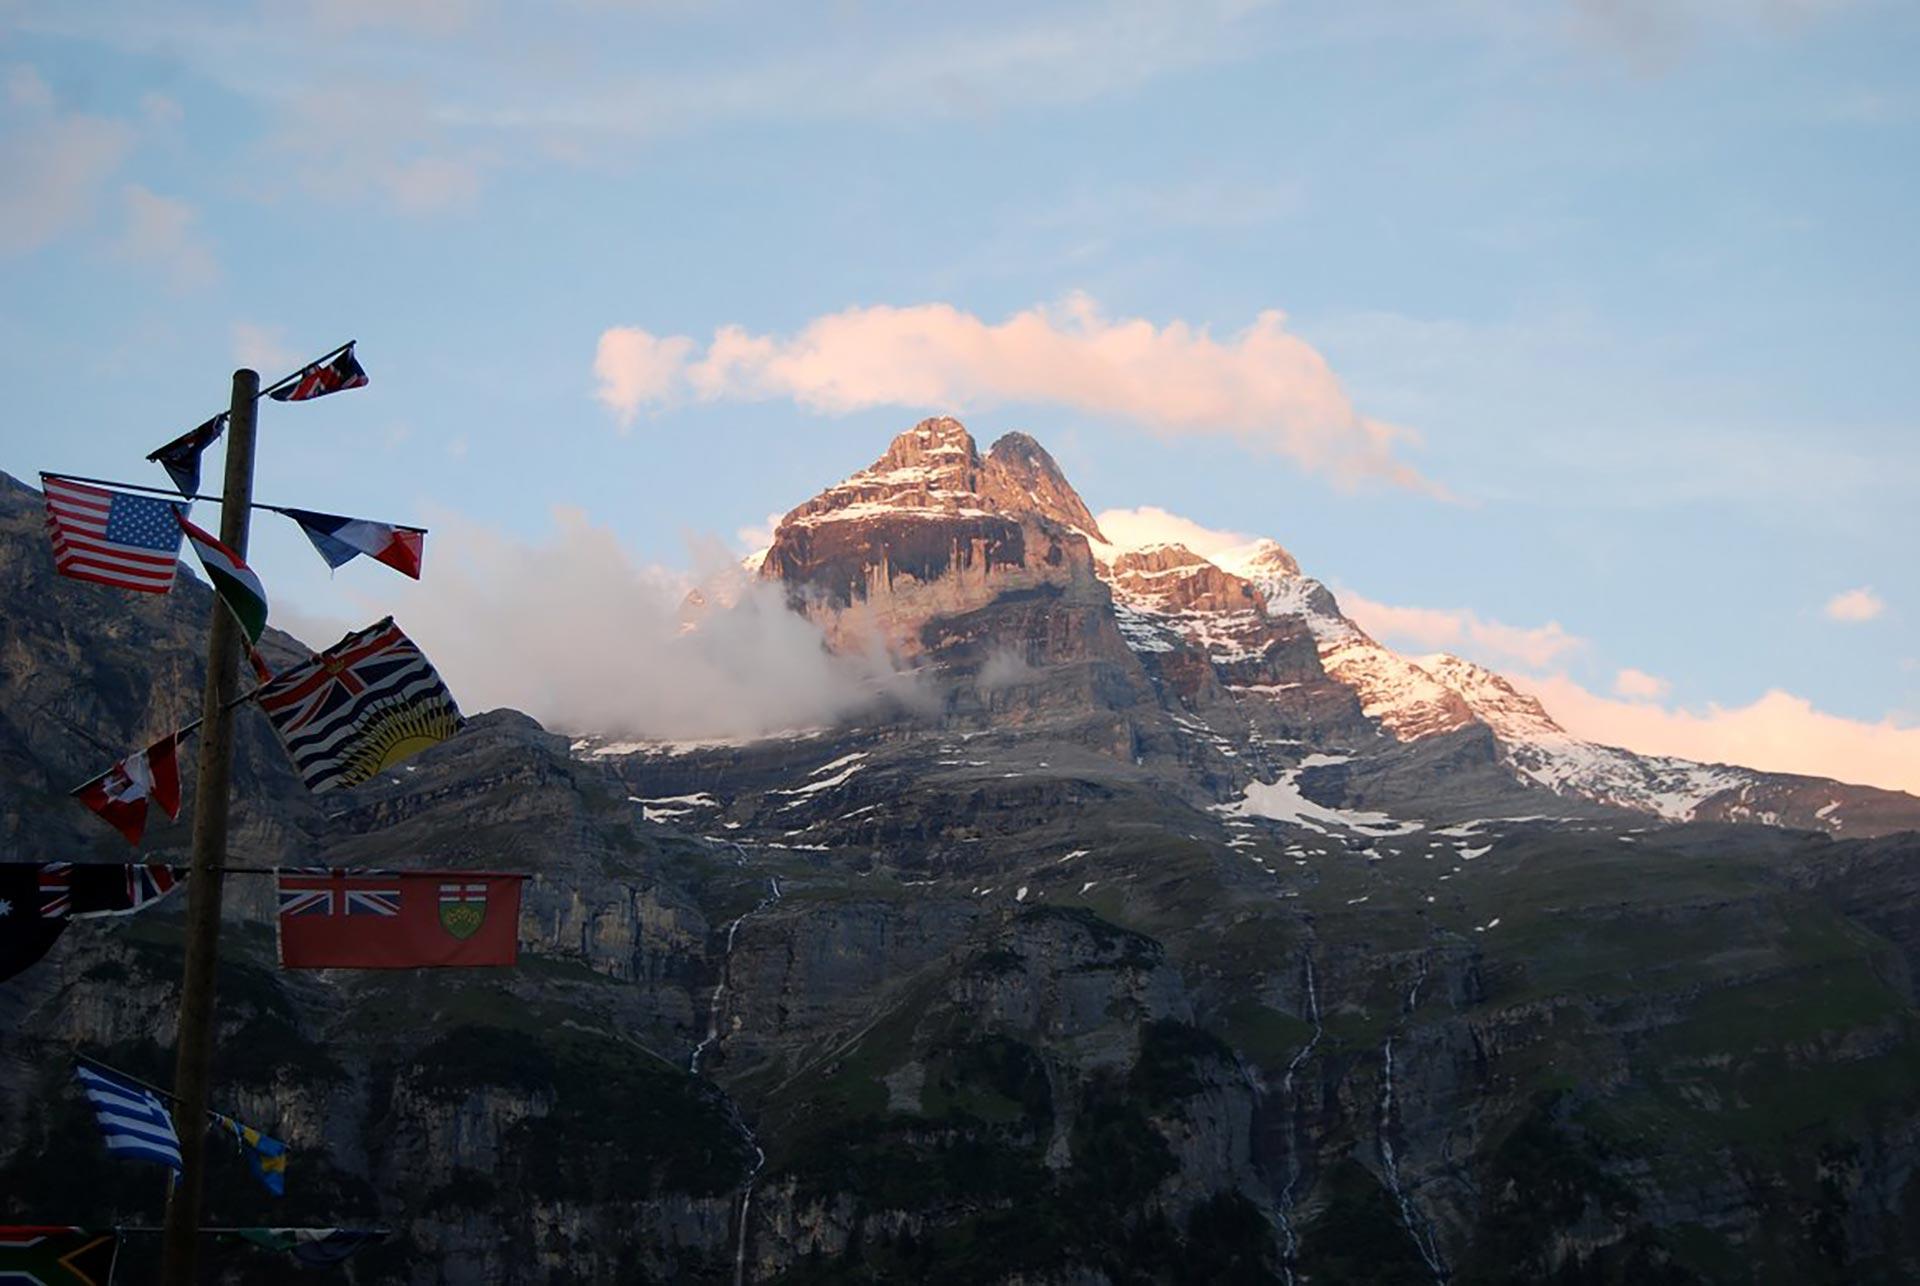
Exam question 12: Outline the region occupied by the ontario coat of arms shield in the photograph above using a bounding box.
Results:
[438,881,488,940]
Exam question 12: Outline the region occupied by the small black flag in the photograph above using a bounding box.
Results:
[146,413,226,496]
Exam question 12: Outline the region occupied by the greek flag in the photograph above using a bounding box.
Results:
[75,1064,181,1171]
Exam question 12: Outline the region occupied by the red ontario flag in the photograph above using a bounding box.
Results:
[275,868,521,968]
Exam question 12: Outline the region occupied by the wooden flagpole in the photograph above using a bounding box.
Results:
[159,367,258,1286]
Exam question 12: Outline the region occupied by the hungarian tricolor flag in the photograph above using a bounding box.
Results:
[276,869,522,968]
[268,345,368,402]
[284,509,424,579]
[178,516,268,648]
[71,735,183,845]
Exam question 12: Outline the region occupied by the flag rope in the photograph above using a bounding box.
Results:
[205,865,533,877]
[110,1225,393,1235]
[38,472,427,535]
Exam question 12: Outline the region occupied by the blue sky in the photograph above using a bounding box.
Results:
[1,0,1915,789]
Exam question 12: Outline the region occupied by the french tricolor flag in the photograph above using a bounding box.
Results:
[285,508,425,579]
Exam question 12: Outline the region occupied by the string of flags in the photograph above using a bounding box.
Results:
[2,862,524,981]
[73,1060,288,1196]
[41,474,429,589]
[21,338,531,1269]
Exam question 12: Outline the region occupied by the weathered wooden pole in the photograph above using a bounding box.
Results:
[160,367,259,1285]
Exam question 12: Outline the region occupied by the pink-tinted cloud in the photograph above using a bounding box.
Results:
[1612,666,1671,699]
[1824,586,1885,623]
[593,295,1438,492]
[593,328,696,434]
[1338,588,1583,670]
[1521,674,1920,796]
[1091,506,1261,562]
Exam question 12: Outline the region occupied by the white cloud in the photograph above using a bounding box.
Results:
[1339,588,1583,670]
[593,329,695,433]
[735,510,783,553]
[112,184,219,288]
[1522,673,1920,797]
[1092,506,1264,563]
[346,506,908,740]
[1612,666,1670,699]
[1824,586,1884,623]
[595,295,1437,492]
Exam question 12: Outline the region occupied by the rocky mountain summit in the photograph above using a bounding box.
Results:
[756,417,1919,837]
[4,425,1920,1286]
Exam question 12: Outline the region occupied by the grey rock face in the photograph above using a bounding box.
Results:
[5,437,1920,1286]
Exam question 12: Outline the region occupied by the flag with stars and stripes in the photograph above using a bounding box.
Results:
[73,1064,181,1171]
[39,475,187,594]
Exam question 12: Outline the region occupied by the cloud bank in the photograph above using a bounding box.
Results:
[1082,502,1915,795]
[1521,674,1920,796]
[336,507,906,742]
[1338,588,1584,671]
[1091,506,1263,564]
[594,295,1437,492]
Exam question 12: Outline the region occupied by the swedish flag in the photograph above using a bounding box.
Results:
[214,1112,287,1196]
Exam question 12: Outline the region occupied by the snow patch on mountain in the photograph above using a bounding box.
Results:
[1217,756,1425,837]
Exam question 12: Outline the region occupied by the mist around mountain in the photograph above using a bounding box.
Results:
[3,429,1920,1285]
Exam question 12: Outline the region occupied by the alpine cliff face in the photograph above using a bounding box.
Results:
[5,423,1920,1286]
[762,417,1107,648]
[759,418,1919,837]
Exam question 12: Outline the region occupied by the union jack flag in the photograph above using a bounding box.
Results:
[268,344,369,402]
[277,869,401,918]
[39,863,71,919]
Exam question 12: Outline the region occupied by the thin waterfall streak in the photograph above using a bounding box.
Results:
[1378,1035,1449,1283]
[686,874,784,1284]
[1276,952,1325,1286]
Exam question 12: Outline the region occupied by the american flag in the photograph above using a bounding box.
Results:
[277,868,402,918]
[40,475,186,593]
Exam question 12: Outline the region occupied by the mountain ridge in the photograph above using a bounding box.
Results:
[742,418,1919,837]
